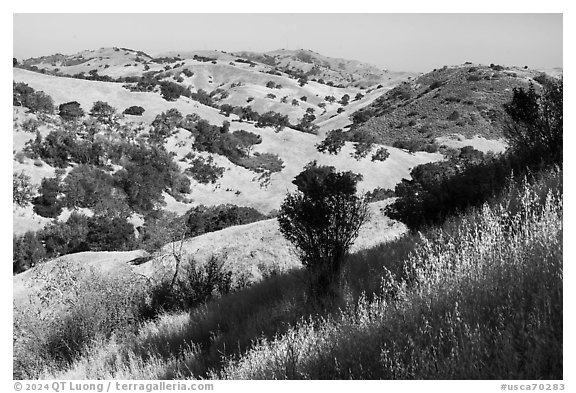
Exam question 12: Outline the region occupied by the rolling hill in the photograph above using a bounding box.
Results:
[13,48,440,236]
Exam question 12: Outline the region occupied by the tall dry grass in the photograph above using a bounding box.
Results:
[216,169,562,379]
[34,168,562,380]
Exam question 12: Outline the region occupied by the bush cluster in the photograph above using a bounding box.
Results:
[185,204,267,237]
[13,82,54,113]
[13,212,136,273]
[186,156,226,184]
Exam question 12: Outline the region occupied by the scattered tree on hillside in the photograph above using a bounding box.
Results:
[339,94,350,106]
[232,130,262,156]
[150,108,184,144]
[58,101,85,121]
[278,162,369,302]
[13,82,54,113]
[160,81,191,101]
[185,155,226,184]
[13,172,35,207]
[33,176,63,218]
[123,106,145,116]
[316,129,346,155]
[371,147,390,162]
[89,101,117,125]
[256,111,289,132]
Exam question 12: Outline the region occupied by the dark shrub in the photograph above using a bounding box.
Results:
[123,106,145,116]
[13,231,46,274]
[58,101,84,121]
[232,130,262,156]
[185,204,266,237]
[503,79,562,164]
[371,147,390,162]
[61,165,115,209]
[316,129,346,155]
[33,176,63,218]
[13,172,35,207]
[278,162,369,301]
[89,101,116,124]
[186,156,225,184]
[160,81,191,101]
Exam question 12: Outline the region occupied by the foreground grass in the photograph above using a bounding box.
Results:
[216,169,562,379]
[25,168,562,380]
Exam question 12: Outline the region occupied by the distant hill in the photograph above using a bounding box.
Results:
[13,48,437,236]
[348,63,561,146]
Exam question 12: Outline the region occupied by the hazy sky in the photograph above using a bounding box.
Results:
[13,13,562,72]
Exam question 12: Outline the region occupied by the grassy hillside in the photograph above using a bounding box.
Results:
[17,166,561,380]
[12,49,562,379]
[349,64,550,147]
[13,65,440,235]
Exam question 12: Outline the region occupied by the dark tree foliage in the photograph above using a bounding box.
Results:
[186,156,226,184]
[58,101,85,121]
[113,144,182,213]
[13,82,34,107]
[13,82,54,113]
[294,111,319,135]
[351,132,378,160]
[185,204,267,237]
[232,106,260,122]
[190,119,243,160]
[190,89,215,106]
[150,108,184,143]
[13,211,137,273]
[89,101,117,124]
[24,129,103,168]
[316,129,346,155]
[41,212,91,256]
[351,107,376,125]
[33,176,63,218]
[385,144,554,230]
[123,106,145,116]
[160,81,191,101]
[278,162,369,300]
[503,79,563,164]
[371,147,390,162]
[13,172,35,207]
[219,104,234,117]
[232,130,262,156]
[85,215,136,251]
[13,231,46,274]
[256,111,290,131]
[61,165,115,209]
